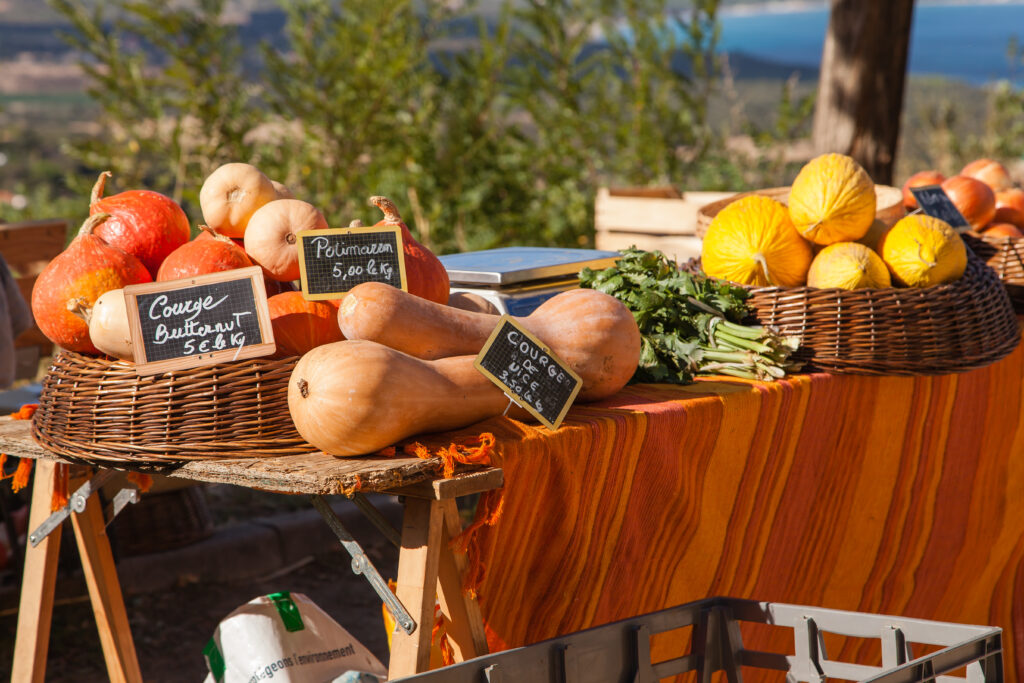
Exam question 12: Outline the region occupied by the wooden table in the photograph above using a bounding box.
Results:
[0,417,502,682]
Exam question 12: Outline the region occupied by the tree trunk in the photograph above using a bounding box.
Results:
[811,0,915,184]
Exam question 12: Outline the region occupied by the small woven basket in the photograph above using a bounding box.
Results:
[695,185,906,239]
[963,232,1024,312]
[687,253,1020,375]
[32,353,316,465]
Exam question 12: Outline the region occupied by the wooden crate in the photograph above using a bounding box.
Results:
[594,186,733,262]
[1,219,69,378]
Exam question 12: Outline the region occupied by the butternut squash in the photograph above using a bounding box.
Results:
[288,340,511,457]
[337,284,640,401]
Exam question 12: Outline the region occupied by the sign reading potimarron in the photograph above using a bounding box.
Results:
[123,266,276,375]
[297,226,407,300]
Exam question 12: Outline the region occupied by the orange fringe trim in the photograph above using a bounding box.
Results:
[10,458,32,493]
[5,403,39,494]
[126,472,153,493]
[50,464,69,511]
[453,488,505,599]
[404,433,496,479]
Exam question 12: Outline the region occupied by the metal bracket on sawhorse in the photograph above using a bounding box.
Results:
[28,469,141,547]
[310,494,417,635]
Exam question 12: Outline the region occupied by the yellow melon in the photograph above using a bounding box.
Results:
[807,242,891,290]
[880,214,967,287]
[702,195,813,286]
[788,153,876,245]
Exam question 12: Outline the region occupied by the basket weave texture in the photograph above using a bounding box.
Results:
[688,253,1020,375]
[964,232,1024,311]
[694,185,906,239]
[32,353,316,464]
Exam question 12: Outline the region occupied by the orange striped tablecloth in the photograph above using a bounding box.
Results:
[455,335,1024,679]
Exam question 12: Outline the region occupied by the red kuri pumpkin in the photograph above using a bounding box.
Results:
[267,291,344,358]
[157,225,253,282]
[31,213,152,354]
[89,171,191,277]
[369,196,450,304]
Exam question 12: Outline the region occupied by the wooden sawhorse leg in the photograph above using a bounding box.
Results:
[10,463,142,683]
[387,469,501,680]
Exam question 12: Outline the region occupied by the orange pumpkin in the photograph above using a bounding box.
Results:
[961,158,1013,193]
[89,171,191,278]
[31,214,152,354]
[901,170,945,210]
[941,175,996,229]
[157,226,253,281]
[369,196,450,304]
[267,291,344,358]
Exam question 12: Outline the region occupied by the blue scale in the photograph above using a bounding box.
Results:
[440,247,620,316]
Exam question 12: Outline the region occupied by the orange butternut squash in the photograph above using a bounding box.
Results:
[288,340,510,457]
[337,283,640,401]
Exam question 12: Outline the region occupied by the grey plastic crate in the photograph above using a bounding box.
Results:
[392,597,1002,683]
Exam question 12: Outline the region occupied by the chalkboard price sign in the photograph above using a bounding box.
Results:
[123,266,276,376]
[474,316,582,430]
[909,185,970,229]
[297,226,408,300]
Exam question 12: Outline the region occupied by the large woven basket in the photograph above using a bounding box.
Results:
[695,185,906,238]
[688,252,1019,375]
[963,232,1024,311]
[32,353,316,465]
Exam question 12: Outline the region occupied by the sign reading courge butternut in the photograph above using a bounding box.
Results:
[123,266,275,375]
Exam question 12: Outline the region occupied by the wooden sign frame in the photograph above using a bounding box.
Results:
[123,266,276,376]
[473,316,582,430]
[297,226,408,300]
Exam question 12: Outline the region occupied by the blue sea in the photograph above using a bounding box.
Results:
[717,2,1024,84]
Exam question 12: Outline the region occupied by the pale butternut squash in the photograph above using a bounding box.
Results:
[288,340,510,457]
[337,284,640,401]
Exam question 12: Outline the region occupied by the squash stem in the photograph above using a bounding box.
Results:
[90,170,112,205]
[77,213,111,238]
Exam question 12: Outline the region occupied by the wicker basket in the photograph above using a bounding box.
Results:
[695,185,906,238]
[687,252,1020,375]
[963,232,1024,311]
[32,353,317,465]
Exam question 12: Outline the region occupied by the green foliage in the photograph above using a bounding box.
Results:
[47,0,728,252]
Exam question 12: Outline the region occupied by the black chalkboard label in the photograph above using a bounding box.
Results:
[123,266,276,376]
[297,226,408,300]
[473,316,582,430]
[909,185,970,228]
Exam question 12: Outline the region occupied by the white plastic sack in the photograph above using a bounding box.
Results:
[202,592,387,683]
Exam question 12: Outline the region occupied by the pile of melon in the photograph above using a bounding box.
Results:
[701,153,967,290]
[903,158,1024,239]
[30,163,450,362]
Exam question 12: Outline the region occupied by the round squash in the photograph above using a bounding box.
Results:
[198,162,278,238]
[89,171,191,277]
[244,199,329,282]
[271,180,294,199]
[288,340,511,457]
[941,175,996,230]
[806,242,891,290]
[901,170,945,210]
[268,291,344,358]
[157,226,253,282]
[338,283,640,401]
[31,214,152,354]
[788,153,876,245]
[961,158,1013,193]
[701,195,813,286]
[88,288,133,361]
[369,196,450,305]
[880,214,967,287]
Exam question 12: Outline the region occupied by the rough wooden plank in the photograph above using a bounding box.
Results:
[11,459,62,683]
[69,469,143,683]
[386,468,504,500]
[0,417,448,495]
